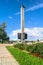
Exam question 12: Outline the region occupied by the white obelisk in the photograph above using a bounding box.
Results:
[21,5,24,43]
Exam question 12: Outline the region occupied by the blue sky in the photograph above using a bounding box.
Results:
[0,0,43,41]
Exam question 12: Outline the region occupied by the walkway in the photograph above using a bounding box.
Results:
[0,44,19,65]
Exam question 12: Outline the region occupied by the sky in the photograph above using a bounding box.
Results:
[0,0,43,41]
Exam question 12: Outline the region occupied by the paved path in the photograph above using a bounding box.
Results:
[0,44,19,65]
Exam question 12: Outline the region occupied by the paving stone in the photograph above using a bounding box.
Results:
[0,44,19,65]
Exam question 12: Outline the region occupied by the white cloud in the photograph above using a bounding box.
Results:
[9,27,43,40]
[8,16,12,19]
[15,3,43,15]
[26,3,43,12]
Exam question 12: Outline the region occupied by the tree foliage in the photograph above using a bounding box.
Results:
[0,22,9,43]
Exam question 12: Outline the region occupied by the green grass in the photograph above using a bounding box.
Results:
[6,46,43,65]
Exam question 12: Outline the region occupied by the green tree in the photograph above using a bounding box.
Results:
[0,22,9,43]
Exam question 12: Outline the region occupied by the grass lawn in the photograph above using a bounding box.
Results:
[6,46,43,65]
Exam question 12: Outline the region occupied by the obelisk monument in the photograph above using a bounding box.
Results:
[21,5,25,43]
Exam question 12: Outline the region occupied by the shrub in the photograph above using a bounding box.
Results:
[13,44,27,50]
[26,43,43,57]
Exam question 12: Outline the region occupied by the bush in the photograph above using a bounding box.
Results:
[26,45,33,51]
[26,43,43,57]
[13,44,27,50]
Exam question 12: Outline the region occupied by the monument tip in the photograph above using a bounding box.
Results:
[20,5,25,8]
